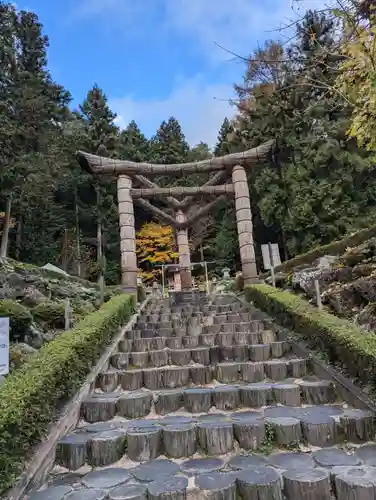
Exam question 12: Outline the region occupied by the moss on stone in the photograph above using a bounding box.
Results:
[0,300,32,342]
[32,301,66,329]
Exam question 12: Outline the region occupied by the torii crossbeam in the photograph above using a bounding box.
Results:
[76,140,275,293]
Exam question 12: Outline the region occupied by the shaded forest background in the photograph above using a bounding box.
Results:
[1,1,376,285]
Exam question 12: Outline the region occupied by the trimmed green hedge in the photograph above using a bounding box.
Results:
[245,284,376,390]
[0,293,135,493]
[262,224,376,276]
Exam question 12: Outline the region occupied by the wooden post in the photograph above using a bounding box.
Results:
[74,191,81,277]
[268,242,276,287]
[99,275,105,306]
[0,197,11,258]
[64,299,70,331]
[61,229,69,272]
[204,261,209,296]
[232,165,258,285]
[161,265,165,297]
[176,210,192,290]
[314,279,322,309]
[117,175,137,293]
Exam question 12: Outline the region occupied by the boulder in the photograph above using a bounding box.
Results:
[32,301,66,329]
[9,342,37,371]
[356,303,376,332]
[0,299,33,342]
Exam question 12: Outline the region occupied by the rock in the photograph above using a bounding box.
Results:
[291,267,329,297]
[0,258,102,354]
[341,238,376,267]
[32,301,66,329]
[356,303,376,331]
[265,272,288,287]
[41,263,68,276]
[9,342,37,371]
[0,299,33,342]
[22,287,46,307]
[314,255,339,268]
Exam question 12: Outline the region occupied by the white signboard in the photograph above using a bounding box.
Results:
[261,243,281,270]
[0,317,9,375]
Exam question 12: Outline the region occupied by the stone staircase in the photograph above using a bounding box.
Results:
[28,293,376,500]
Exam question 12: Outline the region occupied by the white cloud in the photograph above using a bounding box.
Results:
[111,76,235,147]
[74,0,335,61]
[81,0,336,147]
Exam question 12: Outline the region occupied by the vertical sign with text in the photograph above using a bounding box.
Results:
[0,317,9,375]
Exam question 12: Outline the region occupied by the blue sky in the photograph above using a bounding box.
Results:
[19,0,329,146]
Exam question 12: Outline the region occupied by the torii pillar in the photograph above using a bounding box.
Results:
[118,175,137,293]
[232,165,258,284]
[175,210,192,290]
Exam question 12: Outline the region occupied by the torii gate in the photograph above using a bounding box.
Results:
[76,139,275,294]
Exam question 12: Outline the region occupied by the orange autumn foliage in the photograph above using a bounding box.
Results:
[136,222,179,283]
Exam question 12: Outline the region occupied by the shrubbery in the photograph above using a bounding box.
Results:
[245,284,376,390]
[0,300,32,342]
[0,293,135,494]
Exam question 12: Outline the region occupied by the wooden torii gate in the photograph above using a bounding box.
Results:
[76,139,275,294]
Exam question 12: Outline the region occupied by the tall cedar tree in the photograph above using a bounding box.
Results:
[152,117,190,187]
[234,11,376,256]
[79,85,120,282]
[0,4,71,261]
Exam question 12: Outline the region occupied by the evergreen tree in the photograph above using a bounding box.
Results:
[118,121,151,162]
[79,85,120,282]
[214,118,234,156]
[233,10,376,256]
[0,4,71,260]
[152,117,190,187]
[189,142,212,161]
[152,117,189,164]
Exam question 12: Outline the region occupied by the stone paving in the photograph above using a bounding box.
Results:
[28,293,376,500]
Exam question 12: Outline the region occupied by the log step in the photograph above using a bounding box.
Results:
[117,333,282,354]
[90,377,337,421]
[130,321,267,339]
[61,406,373,468]
[96,359,310,392]
[110,342,291,369]
[39,457,376,499]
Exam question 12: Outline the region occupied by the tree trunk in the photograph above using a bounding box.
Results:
[200,243,204,262]
[62,229,69,272]
[15,213,23,260]
[0,197,12,258]
[75,191,81,277]
[96,187,102,264]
